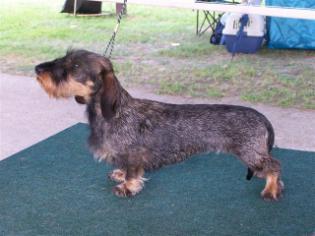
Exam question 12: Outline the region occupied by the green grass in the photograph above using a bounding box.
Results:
[158,40,219,57]
[1,0,315,109]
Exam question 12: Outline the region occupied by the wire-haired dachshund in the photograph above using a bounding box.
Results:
[35,50,284,200]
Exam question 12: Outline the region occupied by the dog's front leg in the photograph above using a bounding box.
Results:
[113,166,145,197]
[108,169,126,183]
[111,147,149,197]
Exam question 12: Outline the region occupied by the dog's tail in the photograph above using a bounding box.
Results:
[266,122,275,153]
[246,168,254,180]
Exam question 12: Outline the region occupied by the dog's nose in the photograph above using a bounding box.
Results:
[35,65,44,75]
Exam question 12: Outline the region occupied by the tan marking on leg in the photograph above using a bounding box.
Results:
[261,173,282,200]
[109,169,126,183]
[113,170,146,197]
[124,178,145,194]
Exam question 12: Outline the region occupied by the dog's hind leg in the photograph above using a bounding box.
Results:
[239,150,283,201]
[258,157,284,201]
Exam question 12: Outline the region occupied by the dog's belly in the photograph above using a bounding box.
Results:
[136,131,232,170]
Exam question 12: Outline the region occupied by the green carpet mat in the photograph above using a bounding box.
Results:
[1,123,314,236]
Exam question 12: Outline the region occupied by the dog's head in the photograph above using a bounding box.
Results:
[35,49,121,119]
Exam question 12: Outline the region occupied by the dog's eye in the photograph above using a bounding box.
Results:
[74,64,80,69]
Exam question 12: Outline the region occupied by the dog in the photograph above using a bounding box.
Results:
[35,49,283,200]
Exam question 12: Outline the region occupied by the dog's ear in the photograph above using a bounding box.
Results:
[100,69,121,121]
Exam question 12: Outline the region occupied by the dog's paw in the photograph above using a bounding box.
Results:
[113,178,145,198]
[108,169,126,183]
[261,184,283,201]
[261,191,280,201]
[113,183,133,197]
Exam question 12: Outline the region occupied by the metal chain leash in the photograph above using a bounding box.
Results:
[104,0,128,58]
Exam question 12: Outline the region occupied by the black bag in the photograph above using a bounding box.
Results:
[210,20,225,45]
[61,0,102,14]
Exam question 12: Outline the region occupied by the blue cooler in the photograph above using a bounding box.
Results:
[266,0,315,49]
[222,13,265,54]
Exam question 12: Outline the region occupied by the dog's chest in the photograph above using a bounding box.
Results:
[90,143,117,163]
[88,120,118,163]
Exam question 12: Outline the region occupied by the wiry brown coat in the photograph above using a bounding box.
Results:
[35,50,283,200]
